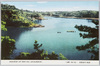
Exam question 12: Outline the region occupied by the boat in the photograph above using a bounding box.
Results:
[67,31,76,32]
[57,32,61,33]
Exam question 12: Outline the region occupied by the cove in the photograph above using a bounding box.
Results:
[2,17,96,60]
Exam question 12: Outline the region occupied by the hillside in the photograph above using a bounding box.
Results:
[1,4,44,27]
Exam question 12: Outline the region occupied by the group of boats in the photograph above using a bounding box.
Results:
[57,31,76,33]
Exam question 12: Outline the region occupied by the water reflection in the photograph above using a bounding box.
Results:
[2,27,33,41]
[34,20,42,24]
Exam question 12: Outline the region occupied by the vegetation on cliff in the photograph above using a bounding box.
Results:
[1,4,44,27]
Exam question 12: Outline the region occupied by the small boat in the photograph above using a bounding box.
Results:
[67,31,76,32]
[57,32,61,33]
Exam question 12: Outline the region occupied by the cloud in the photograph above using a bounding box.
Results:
[37,1,47,4]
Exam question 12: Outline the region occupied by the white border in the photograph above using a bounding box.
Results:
[1,60,99,65]
[0,0,100,66]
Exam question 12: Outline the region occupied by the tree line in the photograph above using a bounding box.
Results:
[41,10,99,18]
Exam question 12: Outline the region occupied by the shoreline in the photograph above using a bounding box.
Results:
[5,24,45,28]
[61,16,99,20]
[5,16,98,28]
[49,16,99,20]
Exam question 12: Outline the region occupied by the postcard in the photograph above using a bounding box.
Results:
[1,1,99,65]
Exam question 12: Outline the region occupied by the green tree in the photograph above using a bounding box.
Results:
[75,20,99,60]
[15,40,67,60]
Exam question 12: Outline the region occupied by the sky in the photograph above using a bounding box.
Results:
[2,1,99,12]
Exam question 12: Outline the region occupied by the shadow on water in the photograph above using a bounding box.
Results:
[34,20,42,24]
[2,27,33,41]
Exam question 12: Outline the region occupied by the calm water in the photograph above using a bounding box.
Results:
[2,17,96,60]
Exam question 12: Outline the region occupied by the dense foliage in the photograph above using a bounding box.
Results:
[1,21,16,59]
[1,4,43,27]
[1,36,16,59]
[15,40,67,60]
[1,21,7,31]
[75,20,99,60]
